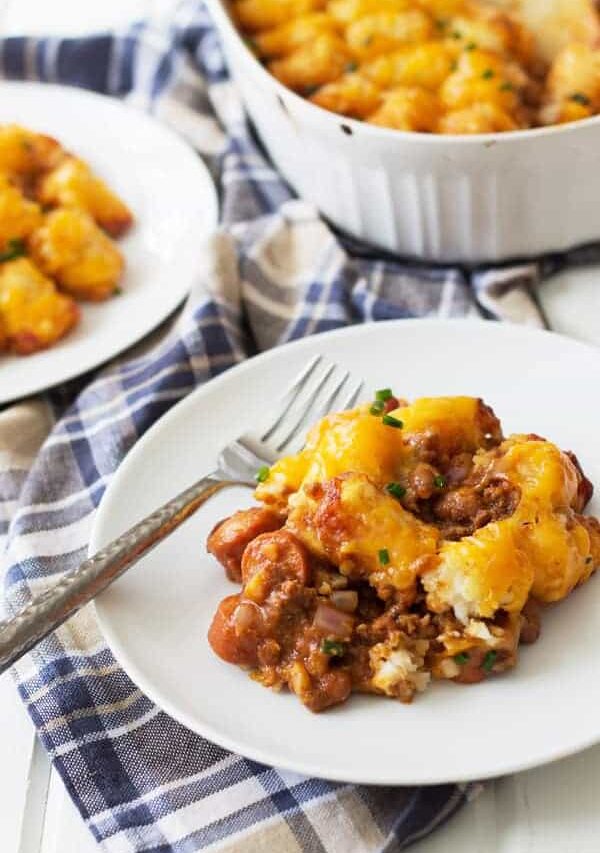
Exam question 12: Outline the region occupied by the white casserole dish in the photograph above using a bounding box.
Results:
[206,0,600,264]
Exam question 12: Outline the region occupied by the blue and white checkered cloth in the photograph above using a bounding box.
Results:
[1,2,599,850]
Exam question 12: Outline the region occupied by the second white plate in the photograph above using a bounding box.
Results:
[0,82,218,404]
[93,319,600,785]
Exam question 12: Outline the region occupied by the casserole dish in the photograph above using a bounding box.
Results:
[206,0,600,263]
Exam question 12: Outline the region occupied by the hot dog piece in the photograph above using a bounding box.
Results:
[241,530,312,601]
[207,507,282,582]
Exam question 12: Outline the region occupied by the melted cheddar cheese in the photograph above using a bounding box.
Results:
[256,397,600,621]
[231,0,600,133]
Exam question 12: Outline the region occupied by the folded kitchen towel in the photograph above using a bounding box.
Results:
[1,2,598,851]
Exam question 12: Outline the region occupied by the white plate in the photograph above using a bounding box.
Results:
[0,82,218,404]
[93,319,600,785]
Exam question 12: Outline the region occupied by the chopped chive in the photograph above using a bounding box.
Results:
[482,69,495,80]
[434,474,446,489]
[370,400,385,416]
[321,639,346,656]
[465,42,477,51]
[375,388,393,402]
[382,414,403,429]
[454,652,469,665]
[303,84,321,97]
[452,30,462,39]
[483,650,497,672]
[386,482,406,500]
[378,548,390,566]
[500,81,515,92]
[450,60,458,72]
[435,18,448,30]
[255,465,270,483]
[0,238,26,262]
[345,61,358,73]
[113,286,123,295]
[570,92,591,106]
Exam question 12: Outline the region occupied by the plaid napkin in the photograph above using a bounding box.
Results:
[1,2,599,850]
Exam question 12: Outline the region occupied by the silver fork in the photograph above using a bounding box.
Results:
[0,356,363,674]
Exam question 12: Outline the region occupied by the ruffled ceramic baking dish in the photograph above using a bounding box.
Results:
[206,0,600,263]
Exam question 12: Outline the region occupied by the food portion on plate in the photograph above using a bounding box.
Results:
[229,0,600,134]
[207,393,600,712]
[0,124,133,356]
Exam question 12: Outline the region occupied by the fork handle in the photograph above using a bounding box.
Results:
[0,474,243,676]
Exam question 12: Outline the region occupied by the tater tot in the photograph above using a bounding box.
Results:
[37,157,133,238]
[363,42,454,89]
[269,33,352,92]
[252,13,337,58]
[0,257,79,355]
[346,11,433,61]
[310,72,382,117]
[29,209,124,302]
[0,125,63,179]
[0,176,42,251]
[368,86,441,131]
[233,0,326,32]
[438,102,519,133]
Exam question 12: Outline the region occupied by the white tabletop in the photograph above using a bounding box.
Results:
[1,2,600,851]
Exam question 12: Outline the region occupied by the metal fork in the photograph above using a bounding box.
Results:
[0,356,363,674]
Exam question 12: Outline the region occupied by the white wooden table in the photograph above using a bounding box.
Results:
[2,2,600,851]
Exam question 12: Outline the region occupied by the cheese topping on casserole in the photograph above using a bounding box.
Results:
[229,0,600,134]
[206,394,600,712]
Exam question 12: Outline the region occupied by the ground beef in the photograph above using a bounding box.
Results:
[433,476,520,540]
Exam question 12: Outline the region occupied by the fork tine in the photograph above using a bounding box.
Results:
[282,369,351,455]
[261,355,322,441]
[275,363,336,452]
[308,370,350,425]
[340,379,364,411]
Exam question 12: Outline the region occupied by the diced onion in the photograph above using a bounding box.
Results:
[313,603,354,639]
[330,590,358,613]
[233,601,260,636]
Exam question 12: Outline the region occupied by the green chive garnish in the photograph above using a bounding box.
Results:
[375,388,393,402]
[382,414,403,429]
[378,548,390,566]
[452,31,462,39]
[345,61,358,73]
[370,400,385,416]
[483,651,497,672]
[255,466,270,483]
[500,81,514,92]
[386,482,406,500]
[434,475,446,489]
[321,639,346,656]
[465,42,477,51]
[482,69,495,80]
[454,652,469,665]
[570,92,591,106]
[0,238,26,263]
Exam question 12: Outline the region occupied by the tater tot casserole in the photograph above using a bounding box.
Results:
[229,0,600,134]
[206,393,600,712]
[0,124,133,356]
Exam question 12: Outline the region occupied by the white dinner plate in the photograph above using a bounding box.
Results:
[93,319,600,785]
[0,82,218,404]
